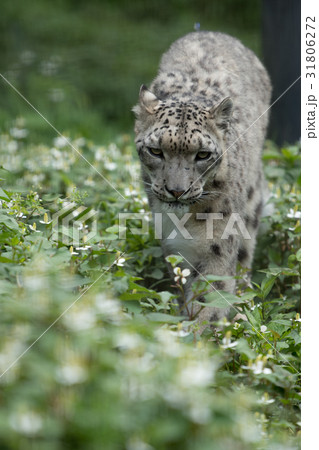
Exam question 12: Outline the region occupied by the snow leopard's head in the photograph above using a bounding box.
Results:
[133,85,233,206]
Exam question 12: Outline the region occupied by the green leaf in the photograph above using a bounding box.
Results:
[271,319,292,326]
[197,290,241,309]
[42,193,61,201]
[0,213,20,231]
[259,267,282,276]
[146,312,184,323]
[120,292,148,301]
[289,330,301,345]
[243,308,260,328]
[105,224,126,234]
[236,339,257,359]
[238,291,257,302]
[150,268,164,279]
[113,277,129,294]
[0,256,14,263]
[268,321,290,336]
[261,276,276,298]
[128,280,158,296]
[0,188,10,200]
[165,254,184,267]
[158,291,176,304]
[295,249,301,262]
[276,341,289,350]
[200,274,234,282]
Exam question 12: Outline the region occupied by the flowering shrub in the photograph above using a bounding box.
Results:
[0,123,300,449]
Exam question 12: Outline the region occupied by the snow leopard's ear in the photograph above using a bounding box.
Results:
[138,85,160,114]
[209,97,233,131]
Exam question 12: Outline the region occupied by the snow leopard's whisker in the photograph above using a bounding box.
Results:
[201,191,226,198]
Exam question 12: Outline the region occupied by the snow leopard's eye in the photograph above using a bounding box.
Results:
[196,151,211,160]
[147,147,163,158]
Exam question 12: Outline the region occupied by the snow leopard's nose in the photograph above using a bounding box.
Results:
[165,187,185,199]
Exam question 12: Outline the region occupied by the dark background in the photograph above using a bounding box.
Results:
[0,0,300,145]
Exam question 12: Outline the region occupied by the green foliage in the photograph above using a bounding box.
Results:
[0,0,261,143]
[0,127,300,449]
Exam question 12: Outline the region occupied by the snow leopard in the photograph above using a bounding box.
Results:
[133,31,272,325]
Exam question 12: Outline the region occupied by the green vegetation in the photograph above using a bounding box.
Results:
[0,2,301,447]
[0,125,300,449]
[0,0,261,143]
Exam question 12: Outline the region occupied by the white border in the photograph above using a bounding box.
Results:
[301,0,319,447]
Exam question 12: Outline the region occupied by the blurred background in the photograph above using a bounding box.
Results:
[0,0,300,145]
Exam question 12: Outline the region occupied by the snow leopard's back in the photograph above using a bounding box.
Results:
[151,31,271,136]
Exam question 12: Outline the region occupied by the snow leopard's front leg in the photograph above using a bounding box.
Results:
[182,231,243,324]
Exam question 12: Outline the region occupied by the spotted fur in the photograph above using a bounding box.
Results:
[133,31,271,325]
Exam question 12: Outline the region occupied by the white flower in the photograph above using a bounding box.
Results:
[74,137,86,147]
[116,257,125,267]
[95,294,121,318]
[10,127,28,139]
[116,333,142,350]
[250,303,261,311]
[173,267,191,284]
[77,223,88,231]
[69,246,79,255]
[39,213,52,224]
[108,142,120,157]
[75,246,91,251]
[40,59,59,76]
[287,209,301,219]
[0,340,25,379]
[258,393,275,405]
[170,329,190,338]
[63,308,96,331]
[9,411,42,436]
[20,50,35,65]
[155,328,183,357]
[8,140,18,152]
[125,352,155,373]
[84,177,95,186]
[104,161,117,171]
[94,147,106,161]
[124,187,138,197]
[217,317,231,328]
[53,136,68,148]
[242,355,273,375]
[142,213,151,222]
[188,403,211,424]
[56,364,87,385]
[259,325,271,335]
[126,438,154,450]
[24,275,46,290]
[179,361,215,387]
[49,88,65,102]
[31,174,45,184]
[221,331,238,349]
[28,223,40,232]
